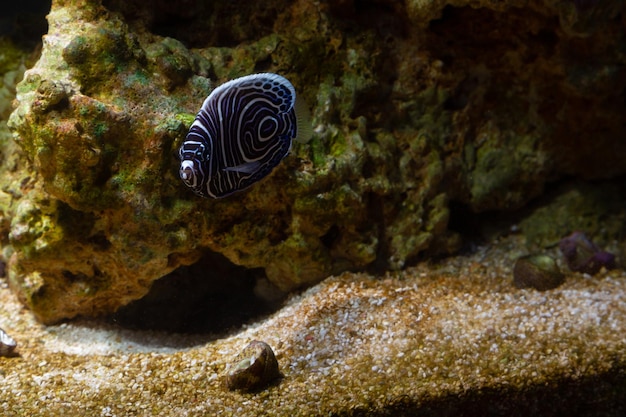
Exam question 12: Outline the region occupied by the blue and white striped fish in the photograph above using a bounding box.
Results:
[179,73,312,198]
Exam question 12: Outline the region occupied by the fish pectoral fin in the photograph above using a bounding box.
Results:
[294,96,313,143]
[224,160,262,174]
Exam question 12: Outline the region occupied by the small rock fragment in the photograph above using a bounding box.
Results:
[513,254,565,291]
[32,79,69,113]
[223,340,281,392]
[559,231,616,275]
[0,328,17,357]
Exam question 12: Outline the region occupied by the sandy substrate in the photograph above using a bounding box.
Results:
[0,235,624,416]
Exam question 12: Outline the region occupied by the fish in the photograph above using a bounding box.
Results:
[179,73,312,198]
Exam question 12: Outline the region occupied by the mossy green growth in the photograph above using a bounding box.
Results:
[329,129,348,158]
[201,35,279,82]
[9,198,66,261]
[146,37,194,89]
[470,128,541,211]
[520,181,626,249]
[174,113,195,130]
[14,71,41,96]
[307,136,327,168]
[293,184,361,220]
[126,69,150,87]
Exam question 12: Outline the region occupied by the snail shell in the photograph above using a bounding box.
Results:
[513,254,565,291]
[0,327,17,357]
[223,340,281,392]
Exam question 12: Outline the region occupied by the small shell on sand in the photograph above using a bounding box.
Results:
[513,254,565,291]
[0,327,17,357]
[223,340,281,392]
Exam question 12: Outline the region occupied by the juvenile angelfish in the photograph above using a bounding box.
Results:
[179,73,312,198]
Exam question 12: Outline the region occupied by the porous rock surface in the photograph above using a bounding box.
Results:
[3,0,626,322]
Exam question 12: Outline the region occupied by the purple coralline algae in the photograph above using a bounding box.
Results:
[558,231,616,275]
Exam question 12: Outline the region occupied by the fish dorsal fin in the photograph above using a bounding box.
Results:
[224,160,262,174]
[294,95,313,143]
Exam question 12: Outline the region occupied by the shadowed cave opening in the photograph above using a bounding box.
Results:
[1,0,51,47]
[102,0,291,48]
[446,177,626,258]
[110,250,285,334]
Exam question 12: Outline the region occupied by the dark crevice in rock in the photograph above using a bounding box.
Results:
[447,201,488,246]
[446,178,569,249]
[320,224,340,249]
[447,177,626,257]
[57,201,96,239]
[368,192,391,272]
[86,232,112,251]
[0,0,51,47]
[102,0,289,48]
[253,54,273,73]
[110,250,283,334]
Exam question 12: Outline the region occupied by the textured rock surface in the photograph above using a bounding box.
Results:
[2,0,626,322]
[0,235,625,416]
[519,181,626,253]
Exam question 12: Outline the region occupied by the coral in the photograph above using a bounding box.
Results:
[2,0,626,322]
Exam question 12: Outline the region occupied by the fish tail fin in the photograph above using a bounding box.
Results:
[294,96,313,143]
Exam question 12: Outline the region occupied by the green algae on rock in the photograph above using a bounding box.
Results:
[3,0,454,322]
[2,0,626,322]
[519,181,626,251]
